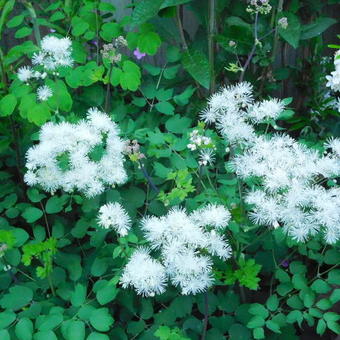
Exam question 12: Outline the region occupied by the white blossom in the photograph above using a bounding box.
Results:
[326,50,340,92]
[121,205,232,296]
[37,85,53,101]
[17,66,33,82]
[120,248,167,297]
[24,107,127,197]
[97,202,131,236]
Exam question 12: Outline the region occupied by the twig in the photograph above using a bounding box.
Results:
[239,12,259,82]
[138,161,159,193]
[176,5,188,51]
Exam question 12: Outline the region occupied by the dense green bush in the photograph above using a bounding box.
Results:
[0,0,339,339]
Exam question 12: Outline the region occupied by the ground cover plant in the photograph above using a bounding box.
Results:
[0,0,339,339]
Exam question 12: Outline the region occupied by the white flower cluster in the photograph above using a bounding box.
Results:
[24,108,127,197]
[200,82,285,145]
[326,50,340,92]
[120,204,231,296]
[187,130,216,166]
[33,35,73,70]
[203,83,340,243]
[17,35,73,102]
[97,202,131,236]
[187,129,214,151]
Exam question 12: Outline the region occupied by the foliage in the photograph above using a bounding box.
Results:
[0,0,339,339]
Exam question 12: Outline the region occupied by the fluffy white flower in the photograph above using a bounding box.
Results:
[24,107,127,197]
[124,205,232,296]
[199,149,215,166]
[326,50,340,92]
[190,203,231,230]
[32,35,73,70]
[97,202,131,236]
[17,66,33,82]
[247,98,285,122]
[120,248,167,297]
[37,85,53,101]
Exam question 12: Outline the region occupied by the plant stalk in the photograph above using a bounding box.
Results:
[23,1,41,45]
[201,292,209,340]
[208,0,216,93]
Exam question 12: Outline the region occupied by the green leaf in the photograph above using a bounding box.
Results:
[96,282,118,305]
[324,249,340,265]
[316,319,326,335]
[0,0,15,35]
[0,285,33,310]
[15,26,32,38]
[278,12,301,49]
[292,274,308,290]
[155,101,175,115]
[33,330,57,340]
[311,279,331,294]
[266,294,279,312]
[173,86,195,106]
[286,310,303,325]
[247,316,265,329]
[0,94,17,117]
[120,61,141,91]
[301,17,336,40]
[166,45,181,62]
[0,310,16,329]
[46,196,67,214]
[249,304,269,318]
[71,16,89,36]
[50,11,65,22]
[87,333,109,340]
[100,22,120,41]
[0,330,10,340]
[27,188,46,203]
[138,31,161,55]
[327,269,340,285]
[330,289,340,304]
[131,0,163,26]
[266,320,281,334]
[287,295,303,309]
[38,314,63,331]
[89,308,114,332]
[228,323,251,340]
[182,50,210,89]
[253,327,264,339]
[27,103,51,126]
[7,14,24,28]
[22,207,43,223]
[66,321,85,340]
[161,0,192,8]
[15,318,33,340]
[71,284,87,307]
[316,298,332,310]
[165,114,191,133]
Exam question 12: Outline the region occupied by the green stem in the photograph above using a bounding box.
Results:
[208,0,216,93]
[105,64,114,112]
[47,273,56,296]
[23,2,41,46]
